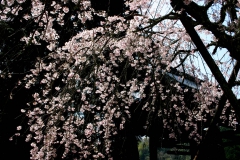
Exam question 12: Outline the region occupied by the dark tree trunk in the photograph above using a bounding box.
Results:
[112,133,140,160]
[149,118,162,160]
[194,126,226,160]
[149,134,158,160]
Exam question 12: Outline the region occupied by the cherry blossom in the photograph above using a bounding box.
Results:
[1,0,240,159]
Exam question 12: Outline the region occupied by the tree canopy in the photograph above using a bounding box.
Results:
[0,0,240,160]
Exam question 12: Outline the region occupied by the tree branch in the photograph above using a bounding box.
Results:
[171,0,240,121]
[177,0,240,61]
[194,61,240,160]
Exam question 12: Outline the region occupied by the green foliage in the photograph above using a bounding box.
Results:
[138,137,149,160]
[225,144,240,160]
[220,126,240,160]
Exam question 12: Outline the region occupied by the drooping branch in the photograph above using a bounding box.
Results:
[194,61,240,160]
[171,0,240,121]
[173,0,240,61]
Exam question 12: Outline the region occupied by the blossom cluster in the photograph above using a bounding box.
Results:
[1,0,237,159]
